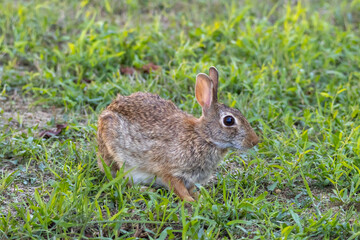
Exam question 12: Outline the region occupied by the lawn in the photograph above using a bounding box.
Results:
[1,0,360,239]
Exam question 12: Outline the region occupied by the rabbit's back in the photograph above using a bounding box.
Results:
[108,92,181,124]
[97,92,189,174]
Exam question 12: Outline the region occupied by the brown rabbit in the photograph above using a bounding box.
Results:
[97,67,259,201]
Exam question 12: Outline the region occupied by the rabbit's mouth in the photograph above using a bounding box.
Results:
[212,140,250,151]
[211,140,234,149]
[229,142,256,151]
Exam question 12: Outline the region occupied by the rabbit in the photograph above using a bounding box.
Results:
[97,66,259,201]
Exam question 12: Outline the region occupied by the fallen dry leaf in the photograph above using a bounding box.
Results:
[72,78,93,84]
[142,62,160,73]
[120,63,161,75]
[120,66,136,75]
[82,78,92,83]
[39,123,67,138]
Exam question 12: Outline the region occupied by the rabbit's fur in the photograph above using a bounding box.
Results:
[97,67,258,201]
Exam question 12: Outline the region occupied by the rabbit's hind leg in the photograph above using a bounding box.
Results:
[188,185,199,200]
[161,175,195,202]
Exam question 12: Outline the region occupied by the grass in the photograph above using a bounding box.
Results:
[1,0,360,238]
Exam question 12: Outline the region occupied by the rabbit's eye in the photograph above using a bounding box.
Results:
[223,116,235,126]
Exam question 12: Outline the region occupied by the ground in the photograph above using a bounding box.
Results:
[1,0,360,239]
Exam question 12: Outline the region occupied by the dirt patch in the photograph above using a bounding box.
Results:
[0,92,63,216]
[0,91,62,130]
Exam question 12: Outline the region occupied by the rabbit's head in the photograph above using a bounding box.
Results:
[195,67,259,151]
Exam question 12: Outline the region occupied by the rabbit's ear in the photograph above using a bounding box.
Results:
[195,73,213,111]
[209,66,218,102]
